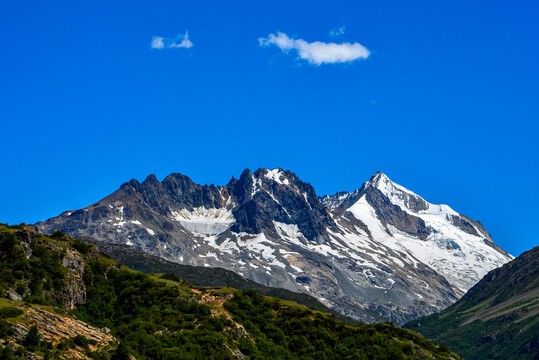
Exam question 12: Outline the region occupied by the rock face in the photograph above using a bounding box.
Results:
[36,169,513,324]
[14,230,88,310]
[10,303,115,350]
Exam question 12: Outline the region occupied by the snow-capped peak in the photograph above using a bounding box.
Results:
[364,172,431,214]
[264,168,290,185]
[368,172,418,198]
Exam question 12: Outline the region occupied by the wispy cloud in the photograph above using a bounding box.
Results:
[328,26,346,37]
[150,31,193,49]
[258,32,370,65]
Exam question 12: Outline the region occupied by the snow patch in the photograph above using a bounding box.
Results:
[200,252,219,260]
[171,207,234,235]
[265,168,290,185]
[203,236,240,255]
[236,233,277,261]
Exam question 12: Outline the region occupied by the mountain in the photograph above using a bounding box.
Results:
[0,223,463,359]
[404,245,539,360]
[36,168,512,324]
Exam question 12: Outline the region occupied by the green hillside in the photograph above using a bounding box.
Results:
[0,223,461,359]
[405,246,539,360]
[79,237,369,323]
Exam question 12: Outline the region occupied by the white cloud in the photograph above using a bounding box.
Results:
[328,26,346,37]
[150,31,193,49]
[151,36,165,49]
[258,32,370,65]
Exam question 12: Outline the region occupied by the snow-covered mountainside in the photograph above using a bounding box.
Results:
[36,169,512,324]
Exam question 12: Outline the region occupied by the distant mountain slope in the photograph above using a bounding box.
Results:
[0,224,463,359]
[405,245,539,360]
[79,236,358,322]
[36,168,512,324]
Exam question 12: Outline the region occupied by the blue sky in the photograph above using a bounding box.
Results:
[1,0,537,256]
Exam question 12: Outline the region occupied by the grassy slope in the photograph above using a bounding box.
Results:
[405,246,539,360]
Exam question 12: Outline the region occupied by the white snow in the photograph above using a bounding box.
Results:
[269,258,287,268]
[115,206,124,221]
[203,236,240,255]
[131,220,142,225]
[200,252,219,260]
[274,222,302,240]
[237,233,277,261]
[171,207,234,235]
[146,228,155,236]
[343,175,513,294]
[303,192,312,210]
[279,249,299,255]
[265,169,290,185]
[289,264,302,273]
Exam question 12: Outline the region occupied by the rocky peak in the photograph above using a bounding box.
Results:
[256,168,292,186]
[232,168,255,200]
[318,172,395,211]
[230,168,338,242]
[366,171,389,186]
[142,173,160,186]
[125,178,142,191]
[362,172,429,214]
[161,173,199,197]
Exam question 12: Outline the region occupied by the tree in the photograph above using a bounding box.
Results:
[111,342,131,360]
[0,346,17,360]
[23,325,41,349]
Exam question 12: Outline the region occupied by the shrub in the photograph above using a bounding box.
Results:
[0,307,23,319]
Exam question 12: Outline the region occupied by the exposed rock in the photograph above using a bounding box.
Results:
[364,187,431,240]
[2,302,115,360]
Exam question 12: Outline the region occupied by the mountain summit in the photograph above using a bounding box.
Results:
[36,169,512,324]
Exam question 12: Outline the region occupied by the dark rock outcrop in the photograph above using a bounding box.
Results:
[365,187,431,240]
